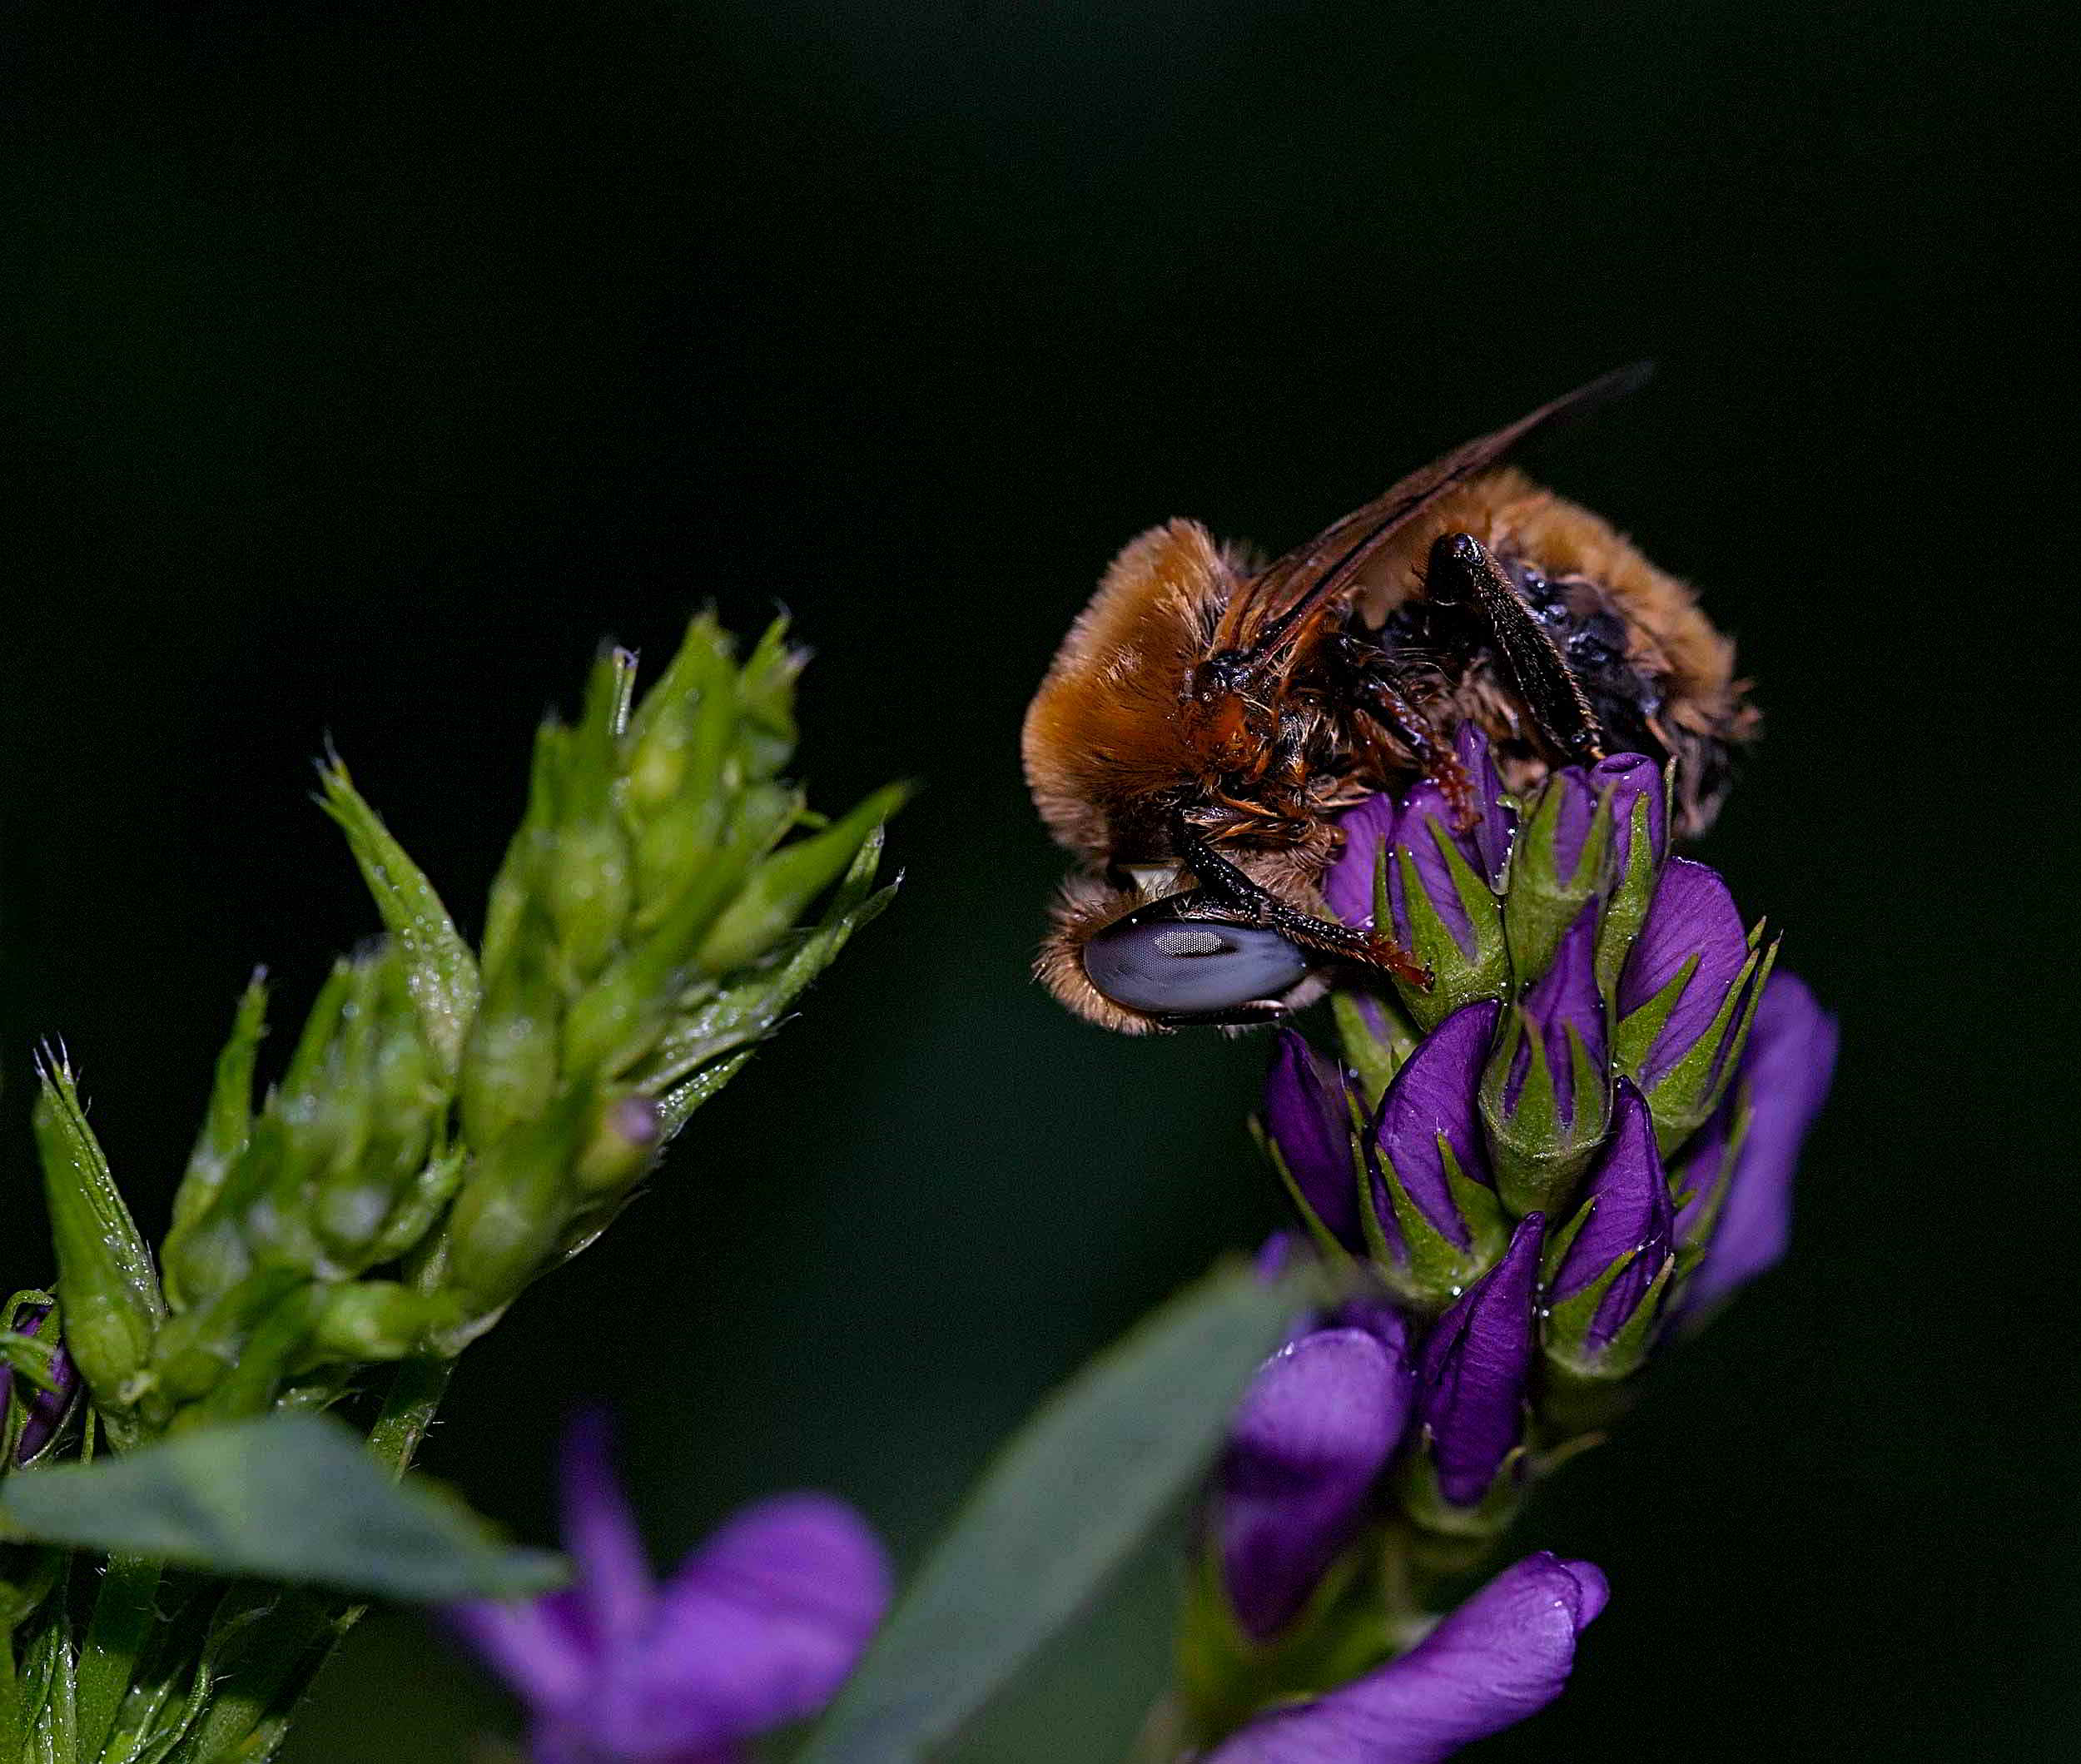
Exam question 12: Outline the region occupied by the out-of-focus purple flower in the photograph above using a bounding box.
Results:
[1201,1552,1608,1764]
[0,1302,81,1466]
[1363,1001,1506,1309]
[1411,1213,1542,1513]
[450,1414,888,1763]
[1546,1082,1675,1376]
[1215,1306,1413,1642]
[1678,970,1839,1315]
[1482,907,1612,1215]
[1264,1032,1364,1253]
[1613,857,1776,1158]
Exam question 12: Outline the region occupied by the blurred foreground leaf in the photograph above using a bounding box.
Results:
[797,1258,1309,1764]
[0,1415,563,1603]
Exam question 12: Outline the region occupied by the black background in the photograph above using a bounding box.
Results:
[7,2,2076,1758]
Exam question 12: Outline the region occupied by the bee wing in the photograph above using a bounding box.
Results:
[1214,362,1654,666]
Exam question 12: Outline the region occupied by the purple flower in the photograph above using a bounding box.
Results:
[1324,796,1398,931]
[1617,859,1751,1089]
[1215,1306,1413,1641]
[1547,1081,1675,1373]
[1363,1002,1506,1308]
[1678,970,1839,1314]
[450,1414,889,1763]
[1452,725,1513,888]
[1413,1213,1542,1510]
[0,1302,81,1466]
[1592,754,1667,877]
[1264,1032,1364,1252]
[1202,1552,1608,1763]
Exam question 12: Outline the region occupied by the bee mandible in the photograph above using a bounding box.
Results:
[1021,365,1756,1034]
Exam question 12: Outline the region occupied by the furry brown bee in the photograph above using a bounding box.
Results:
[1022,366,1756,1034]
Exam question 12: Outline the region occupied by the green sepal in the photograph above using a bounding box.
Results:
[162,976,270,1308]
[1619,932,1779,1155]
[1256,1121,1359,1274]
[1503,780,1613,986]
[1174,1520,1392,1749]
[147,1270,307,1412]
[1383,820,1510,1032]
[1361,1132,1507,1315]
[440,1091,594,1322]
[694,782,910,976]
[635,827,896,1115]
[1330,990,1418,1106]
[291,1284,464,1371]
[1592,786,1666,999]
[317,758,480,1074]
[1542,1249,1674,1383]
[1478,1011,1612,1218]
[32,1059,164,1445]
[1396,1433,1525,1541]
[459,932,564,1150]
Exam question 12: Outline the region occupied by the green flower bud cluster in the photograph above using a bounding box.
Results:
[26,613,901,1446]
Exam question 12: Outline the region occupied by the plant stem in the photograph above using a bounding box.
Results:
[76,1553,162,1758]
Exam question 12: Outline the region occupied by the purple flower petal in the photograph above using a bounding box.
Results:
[1264,1033,1364,1250]
[1388,783,1476,955]
[1504,907,1607,1128]
[1324,795,1398,930]
[600,1495,890,1751]
[1552,1083,1672,1293]
[1552,1081,1674,1350]
[1685,970,1839,1312]
[1415,1214,1542,1507]
[1618,859,1750,1089]
[1368,1001,1499,1253]
[1217,1314,1413,1640]
[1203,1552,1607,1763]
[1453,725,1514,887]
[3,1302,81,1465]
[562,1410,658,1654]
[1593,754,1667,875]
[445,1597,593,1720]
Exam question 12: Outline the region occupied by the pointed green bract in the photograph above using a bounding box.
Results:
[32,1062,164,1445]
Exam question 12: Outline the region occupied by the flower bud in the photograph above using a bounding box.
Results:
[32,1060,163,1431]
[1452,724,1516,889]
[1614,858,1776,1153]
[1327,787,1506,1033]
[1543,1081,1675,1381]
[1503,768,1611,985]
[1480,907,1612,1217]
[574,1094,665,1195]
[1403,1213,1542,1533]
[1362,1003,1508,1311]
[2,1300,82,1466]
[1261,1033,1366,1255]
[1588,754,1670,997]
[1212,1306,1412,1642]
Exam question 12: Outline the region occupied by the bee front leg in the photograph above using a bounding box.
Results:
[1170,816,1433,992]
[1424,532,1607,764]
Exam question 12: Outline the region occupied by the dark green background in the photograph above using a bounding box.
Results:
[7,2,2074,1758]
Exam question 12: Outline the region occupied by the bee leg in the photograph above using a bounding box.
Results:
[1353,670,1479,830]
[1171,817,1433,991]
[1424,532,1606,763]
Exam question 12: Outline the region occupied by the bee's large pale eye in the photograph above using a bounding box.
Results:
[1082,906,1312,1016]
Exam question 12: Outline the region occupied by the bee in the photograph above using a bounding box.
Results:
[1022,365,1756,1034]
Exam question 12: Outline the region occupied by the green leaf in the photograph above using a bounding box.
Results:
[317,757,481,1075]
[797,1258,1311,1764]
[0,1416,563,1603]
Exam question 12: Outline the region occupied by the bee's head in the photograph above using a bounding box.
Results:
[1035,877,1322,1033]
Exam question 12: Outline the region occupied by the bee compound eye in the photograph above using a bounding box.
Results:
[1081,912,1313,1016]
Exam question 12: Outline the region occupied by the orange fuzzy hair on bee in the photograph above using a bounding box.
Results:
[1021,519,1242,867]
